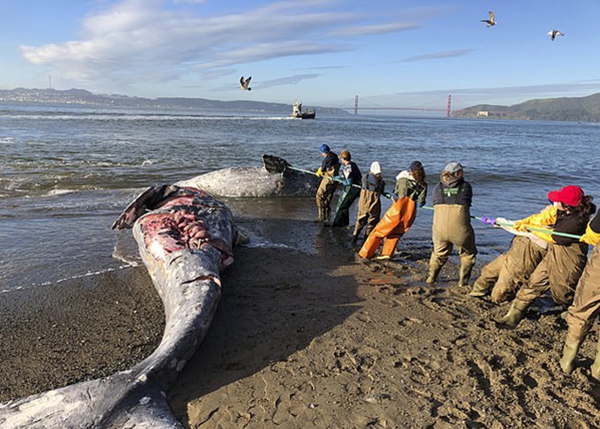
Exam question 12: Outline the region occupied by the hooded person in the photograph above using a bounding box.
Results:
[314,144,340,223]
[358,160,426,260]
[352,161,386,244]
[496,185,596,329]
[330,149,362,227]
[394,161,427,207]
[427,162,476,286]
[560,210,600,378]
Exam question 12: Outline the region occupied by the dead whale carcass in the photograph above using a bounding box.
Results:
[175,154,319,198]
[0,186,236,428]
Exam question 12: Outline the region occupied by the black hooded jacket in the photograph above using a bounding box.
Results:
[432,177,472,206]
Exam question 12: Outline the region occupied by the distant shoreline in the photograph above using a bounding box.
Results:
[0,87,351,115]
[3,87,600,122]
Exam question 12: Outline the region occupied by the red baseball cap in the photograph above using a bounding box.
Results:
[548,185,584,207]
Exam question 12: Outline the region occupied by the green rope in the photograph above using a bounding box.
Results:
[421,205,583,240]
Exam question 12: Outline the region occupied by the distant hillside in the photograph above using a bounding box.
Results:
[453,92,600,122]
[0,87,349,115]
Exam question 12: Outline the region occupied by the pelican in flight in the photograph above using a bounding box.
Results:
[481,11,496,27]
[548,30,564,41]
[239,76,252,91]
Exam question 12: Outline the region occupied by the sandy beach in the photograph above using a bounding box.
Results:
[1,207,599,428]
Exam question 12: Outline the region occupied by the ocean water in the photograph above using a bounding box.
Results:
[1,102,599,293]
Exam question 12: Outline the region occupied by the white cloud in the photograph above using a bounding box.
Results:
[331,22,420,37]
[402,49,476,62]
[19,0,432,91]
[256,74,320,89]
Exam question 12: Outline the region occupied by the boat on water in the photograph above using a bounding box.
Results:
[291,100,316,119]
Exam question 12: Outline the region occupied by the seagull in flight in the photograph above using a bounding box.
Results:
[481,11,496,27]
[548,30,564,41]
[239,76,252,91]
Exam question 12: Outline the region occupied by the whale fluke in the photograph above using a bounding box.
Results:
[262,153,292,174]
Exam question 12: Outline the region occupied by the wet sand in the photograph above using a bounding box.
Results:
[0,267,164,401]
[1,205,599,428]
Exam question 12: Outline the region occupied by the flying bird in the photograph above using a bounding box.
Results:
[481,11,496,27]
[239,76,252,91]
[548,30,564,41]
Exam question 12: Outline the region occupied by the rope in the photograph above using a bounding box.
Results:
[420,205,583,240]
[285,165,364,190]
[284,164,584,241]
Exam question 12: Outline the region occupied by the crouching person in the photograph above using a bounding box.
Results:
[469,214,549,304]
[560,210,600,378]
[496,186,595,329]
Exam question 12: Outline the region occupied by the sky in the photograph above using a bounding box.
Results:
[1,0,600,111]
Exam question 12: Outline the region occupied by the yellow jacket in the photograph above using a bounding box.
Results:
[512,206,557,244]
[580,223,600,245]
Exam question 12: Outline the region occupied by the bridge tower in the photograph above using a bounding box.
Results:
[354,95,359,115]
[446,94,452,117]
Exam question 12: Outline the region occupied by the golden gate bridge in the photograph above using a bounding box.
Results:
[342,94,453,117]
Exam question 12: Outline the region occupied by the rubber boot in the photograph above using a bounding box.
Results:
[560,338,583,374]
[468,280,490,298]
[458,264,474,287]
[324,207,331,224]
[426,266,442,284]
[314,207,324,223]
[495,300,529,329]
[591,338,600,381]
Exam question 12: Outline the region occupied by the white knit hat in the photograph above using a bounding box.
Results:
[370,161,381,175]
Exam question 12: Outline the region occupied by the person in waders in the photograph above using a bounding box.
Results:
[330,150,362,227]
[495,186,596,329]
[559,210,600,379]
[358,160,426,260]
[395,161,427,208]
[352,161,386,244]
[315,144,340,223]
[468,214,550,304]
[427,162,476,286]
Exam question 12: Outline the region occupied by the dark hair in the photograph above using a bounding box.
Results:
[410,161,426,183]
[573,195,596,224]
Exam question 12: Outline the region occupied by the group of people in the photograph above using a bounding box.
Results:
[313,144,600,381]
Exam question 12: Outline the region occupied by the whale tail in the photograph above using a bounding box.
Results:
[0,373,185,429]
[262,154,291,174]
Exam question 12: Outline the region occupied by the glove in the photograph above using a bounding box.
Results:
[480,217,497,226]
[332,175,343,183]
[316,167,323,177]
[342,179,351,187]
